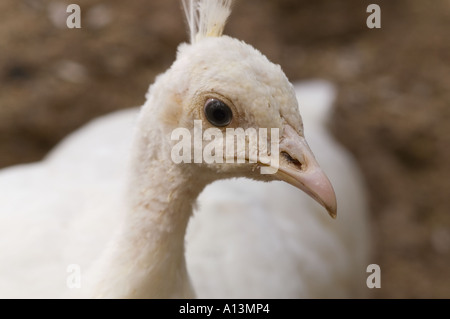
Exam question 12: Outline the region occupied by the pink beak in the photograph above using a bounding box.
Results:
[275,124,337,218]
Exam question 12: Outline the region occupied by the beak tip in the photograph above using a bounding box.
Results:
[328,207,337,219]
[321,192,337,219]
[326,194,337,219]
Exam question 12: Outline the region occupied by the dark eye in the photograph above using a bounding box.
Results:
[204,98,233,127]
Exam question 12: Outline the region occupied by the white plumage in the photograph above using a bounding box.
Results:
[0,1,370,298]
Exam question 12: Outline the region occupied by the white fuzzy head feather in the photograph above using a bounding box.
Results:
[182,0,234,43]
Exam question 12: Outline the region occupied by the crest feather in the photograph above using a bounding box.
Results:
[182,0,234,43]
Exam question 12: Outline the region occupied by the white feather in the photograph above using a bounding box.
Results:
[182,0,233,43]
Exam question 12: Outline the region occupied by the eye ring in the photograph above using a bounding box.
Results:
[204,98,233,127]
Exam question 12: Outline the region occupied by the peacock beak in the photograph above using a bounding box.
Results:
[275,124,337,218]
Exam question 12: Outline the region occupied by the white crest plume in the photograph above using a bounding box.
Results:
[182,0,234,43]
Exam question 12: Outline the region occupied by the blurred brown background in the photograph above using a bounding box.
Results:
[1,0,449,298]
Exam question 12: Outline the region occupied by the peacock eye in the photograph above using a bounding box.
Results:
[204,98,233,127]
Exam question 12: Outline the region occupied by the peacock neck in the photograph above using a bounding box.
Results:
[119,126,208,298]
[121,166,201,298]
[86,110,209,298]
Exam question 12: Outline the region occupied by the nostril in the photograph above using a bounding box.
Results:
[281,151,303,170]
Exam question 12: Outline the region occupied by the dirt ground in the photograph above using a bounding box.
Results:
[1,0,449,298]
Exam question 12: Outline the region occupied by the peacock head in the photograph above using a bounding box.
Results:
[142,0,337,217]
